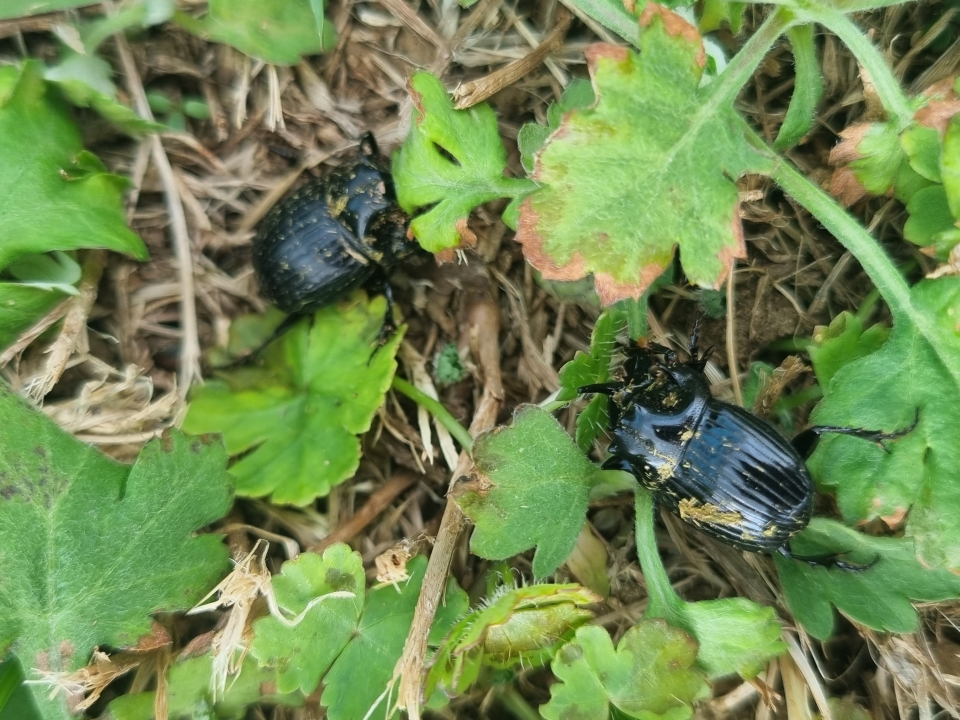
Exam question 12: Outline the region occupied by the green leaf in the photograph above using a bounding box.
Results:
[942,113,960,218]
[320,556,468,720]
[518,79,596,174]
[0,62,147,270]
[177,0,336,66]
[901,124,942,183]
[105,653,301,720]
[541,620,709,720]
[0,1,98,21]
[0,657,41,720]
[45,54,161,135]
[426,583,599,698]
[903,184,955,247]
[557,0,639,45]
[183,292,403,506]
[832,121,933,205]
[556,308,624,452]
[433,342,465,385]
[393,72,535,252]
[807,278,960,571]
[635,491,785,678]
[0,385,232,720]
[774,25,822,151]
[776,519,960,640]
[249,545,365,695]
[6,252,81,295]
[453,405,608,579]
[699,0,744,34]
[807,312,889,390]
[0,284,67,351]
[517,15,769,306]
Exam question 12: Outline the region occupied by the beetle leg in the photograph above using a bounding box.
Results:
[792,409,919,458]
[578,382,622,395]
[777,544,877,572]
[601,455,633,473]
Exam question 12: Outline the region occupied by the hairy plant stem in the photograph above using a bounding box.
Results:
[747,124,960,390]
[797,4,913,129]
[708,7,795,109]
[391,376,473,452]
[634,489,682,617]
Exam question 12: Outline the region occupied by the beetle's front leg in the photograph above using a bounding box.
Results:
[792,409,919,458]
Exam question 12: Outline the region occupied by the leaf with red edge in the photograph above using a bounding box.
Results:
[516,5,770,306]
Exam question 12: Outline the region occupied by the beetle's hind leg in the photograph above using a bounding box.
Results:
[777,544,877,572]
[792,409,920,458]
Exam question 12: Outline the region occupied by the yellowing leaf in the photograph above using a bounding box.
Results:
[516,6,769,305]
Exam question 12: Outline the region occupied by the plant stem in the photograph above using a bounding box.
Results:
[392,377,473,453]
[798,5,913,129]
[496,684,543,720]
[634,489,682,617]
[708,7,795,109]
[750,124,960,390]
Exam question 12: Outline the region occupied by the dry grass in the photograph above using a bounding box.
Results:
[2,0,960,718]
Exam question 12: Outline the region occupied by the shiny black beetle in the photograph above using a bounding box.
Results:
[581,326,915,564]
[252,133,415,326]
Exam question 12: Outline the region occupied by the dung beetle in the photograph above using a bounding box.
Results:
[580,323,917,567]
[252,133,416,334]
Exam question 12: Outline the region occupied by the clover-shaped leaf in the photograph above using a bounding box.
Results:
[452,405,607,579]
[393,72,535,252]
[249,545,365,695]
[541,620,709,720]
[320,556,467,720]
[807,278,960,571]
[176,0,336,65]
[516,6,769,305]
[0,385,232,720]
[776,519,960,639]
[184,292,403,505]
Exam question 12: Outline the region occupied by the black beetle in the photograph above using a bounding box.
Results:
[252,133,416,332]
[581,326,916,565]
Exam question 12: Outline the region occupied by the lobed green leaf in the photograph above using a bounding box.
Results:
[0,385,232,720]
[453,405,608,579]
[183,292,403,506]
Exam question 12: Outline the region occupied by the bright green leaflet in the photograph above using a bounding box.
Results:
[635,491,785,678]
[903,185,954,248]
[454,405,608,579]
[174,0,336,66]
[807,278,960,571]
[0,62,146,270]
[0,385,232,720]
[183,292,404,506]
[105,654,301,720]
[942,113,960,218]
[773,25,823,151]
[392,72,534,252]
[0,284,66,351]
[426,584,599,698]
[517,17,770,304]
[541,621,709,720]
[319,556,468,720]
[250,545,365,695]
[555,307,623,453]
[45,54,161,135]
[775,519,960,640]
[517,78,596,174]
[901,125,942,183]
